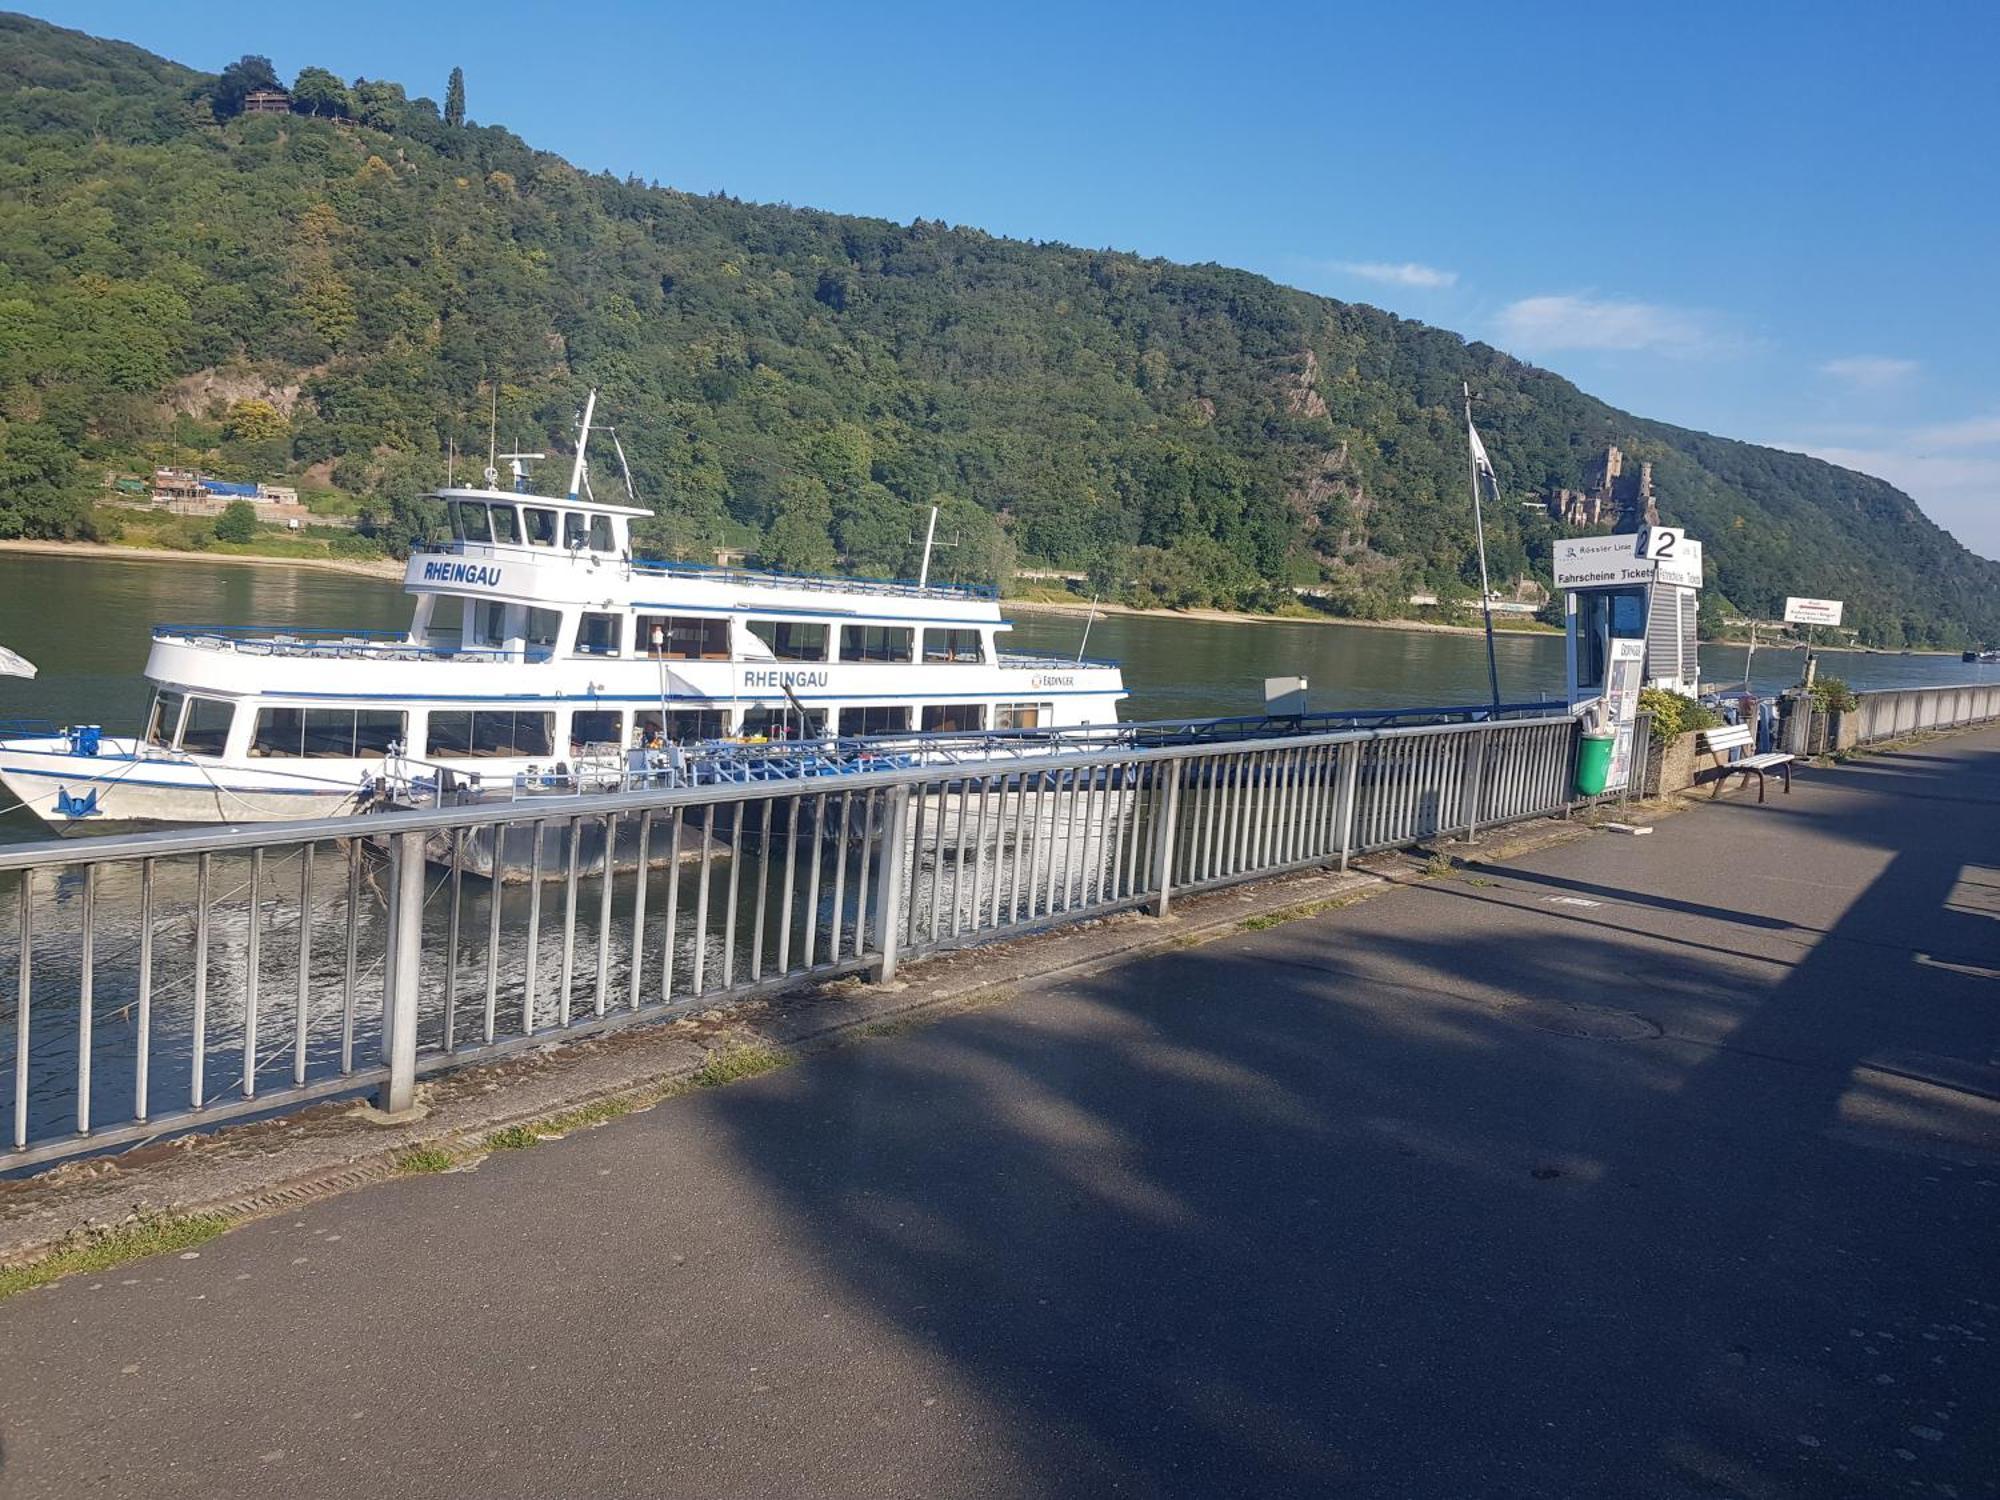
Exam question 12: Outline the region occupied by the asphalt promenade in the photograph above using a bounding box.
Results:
[2,729,1995,1498]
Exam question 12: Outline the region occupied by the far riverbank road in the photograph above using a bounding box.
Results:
[3,731,1997,1498]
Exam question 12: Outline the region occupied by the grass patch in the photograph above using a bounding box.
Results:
[0,1212,233,1300]
[1238,911,1289,931]
[688,1039,791,1088]
[394,1145,455,1174]
[1421,850,1455,878]
[535,1097,634,1134]
[484,1123,542,1151]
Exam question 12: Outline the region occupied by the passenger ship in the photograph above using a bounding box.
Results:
[0,404,1125,831]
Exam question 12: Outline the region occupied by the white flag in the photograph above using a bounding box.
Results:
[1467,419,1498,492]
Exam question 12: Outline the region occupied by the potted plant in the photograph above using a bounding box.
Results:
[1809,675,1860,752]
[1638,688,1723,796]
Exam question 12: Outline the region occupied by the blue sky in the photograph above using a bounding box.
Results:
[38,0,2000,558]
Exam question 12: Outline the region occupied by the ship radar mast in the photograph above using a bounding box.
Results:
[567,388,598,502]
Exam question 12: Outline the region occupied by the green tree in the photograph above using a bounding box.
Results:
[444,66,465,128]
[213,499,260,542]
[290,66,351,118]
[223,399,288,444]
[761,476,836,573]
[0,423,93,539]
[210,54,279,120]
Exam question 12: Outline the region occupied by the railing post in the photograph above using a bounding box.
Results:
[1147,760,1182,916]
[1337,740,1361,871]
[869,785,911,983]
[378,828,423,1114]
[1463,727,1489,842]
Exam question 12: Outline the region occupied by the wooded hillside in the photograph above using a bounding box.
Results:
[2,13,1994,646]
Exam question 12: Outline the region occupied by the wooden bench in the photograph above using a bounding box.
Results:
[1695,723,1794,802]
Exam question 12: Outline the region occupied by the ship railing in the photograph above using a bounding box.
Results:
[627,556,997,602]
[1,709,1595,1173]
[996,651,1121,671]
[152,625,554,664]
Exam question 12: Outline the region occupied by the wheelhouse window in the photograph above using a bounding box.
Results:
[921,704,985,732]
[839,625,913,663]
[452,501,492,544]
[638,614,729,660]
[251,707,407,758]
[144,690,185,749]
[524,508,557,547]
[588,515,614,552]
[745,619,828,661]
[476,601,508,648]
[177,696,236,757]
[740,705,827,740]
[489,505,521,545]
[427,710,556,759]
[635,708,728,743]
[922,628,984,663]
[838,705,910,736]
[995,702,1053,730]
[525,607,560,657]
[569,709,624,750]
[563,512,587,550]
[574,612,622,656]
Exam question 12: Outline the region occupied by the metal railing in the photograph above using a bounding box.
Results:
[1,712,1581,1171]
[1845,682,2000,745]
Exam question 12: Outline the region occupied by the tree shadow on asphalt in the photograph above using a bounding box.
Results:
[701,743,2000,1498]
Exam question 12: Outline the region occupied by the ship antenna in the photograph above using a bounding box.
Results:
[917,504,940,589]
[567,388,598,501]
[487,381,498,477]
[608,426,638,502]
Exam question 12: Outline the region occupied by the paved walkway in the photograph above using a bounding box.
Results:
[3,731,1996,1499]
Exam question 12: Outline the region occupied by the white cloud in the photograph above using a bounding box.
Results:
[1493,293,1724,356]
[1912,412,2000,449]
[1315,259,1459,289]
[1818,355,1919,389]
[1774,417,2000,560]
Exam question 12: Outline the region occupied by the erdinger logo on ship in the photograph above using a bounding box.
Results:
[421,560,505,587]
[1031,673,1075,688]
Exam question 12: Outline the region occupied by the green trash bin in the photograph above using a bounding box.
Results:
[1575,730,1615,796]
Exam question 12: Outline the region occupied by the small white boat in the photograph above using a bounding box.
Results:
[0,396,1125,832]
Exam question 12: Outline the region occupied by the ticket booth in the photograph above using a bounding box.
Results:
[1553,527,1704,710]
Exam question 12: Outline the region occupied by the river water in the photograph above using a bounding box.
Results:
[0,550,1994,840]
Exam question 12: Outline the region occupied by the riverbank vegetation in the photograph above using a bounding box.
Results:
[2,14,1996,648]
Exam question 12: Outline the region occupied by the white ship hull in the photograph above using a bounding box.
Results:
[0,737,366,830]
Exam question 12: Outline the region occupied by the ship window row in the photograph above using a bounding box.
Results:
[553,616,990,664]
[250,707,408,759]
[142,694,1063,759]
[450,500,616,554]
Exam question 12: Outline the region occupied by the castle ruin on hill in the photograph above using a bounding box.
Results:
[1546,445,1660,530]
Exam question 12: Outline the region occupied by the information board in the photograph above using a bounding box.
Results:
[1783,596,1844,626]
[1603,638,1647,793]
[1553,532,1703,590]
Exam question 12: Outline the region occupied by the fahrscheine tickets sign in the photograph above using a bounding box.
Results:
[1552,530,1703,590]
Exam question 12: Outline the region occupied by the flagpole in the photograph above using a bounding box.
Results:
[1463,382,1502,713]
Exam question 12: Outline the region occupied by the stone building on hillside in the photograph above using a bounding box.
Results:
[1546,445,1659,530]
